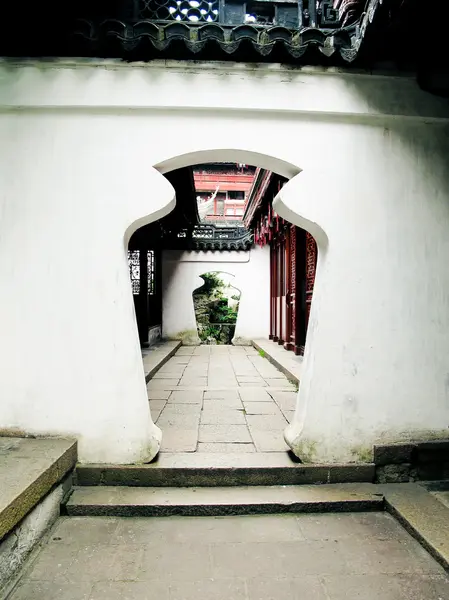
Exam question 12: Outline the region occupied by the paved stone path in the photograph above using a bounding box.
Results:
[147,345,298,453]
[9,512,448,599]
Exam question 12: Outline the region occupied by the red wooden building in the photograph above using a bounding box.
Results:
[244,168,318,355]
[194,163,256,221]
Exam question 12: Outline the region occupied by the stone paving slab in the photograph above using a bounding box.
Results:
[9,512,448,600]
[160,430,198,453]
[152,370,185,379]
[197,443,257,453]
[146,452,304,468]
[155,403,200,415]
[237,376,267,384]
[267,390,297,414]
[0,437,77,541]
[243,402,284,415]
[148,385,294,392]
[147,389,171,400]
[157,414,200,428]
[175,347,196,355]
[167,390,203,404]
[283,411,295,423]
[199,425,253,443]
[250,430,291,452]
[204,390,240,400]
[200,410,247,425]
[238,387,274,402]
[202,398,244,411]
[252,339,302,384]
[149,400,166,422]
[179,377,208,386]
[245,415,289,431]
[264,378,297,389]
[147,378,180,388]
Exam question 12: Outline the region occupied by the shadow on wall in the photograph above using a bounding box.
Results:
[193,272,241,344]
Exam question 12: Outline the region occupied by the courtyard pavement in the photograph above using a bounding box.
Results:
[9,512,448,599]
[147,345,298,453]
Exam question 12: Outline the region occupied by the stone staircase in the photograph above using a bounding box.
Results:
[65,452,381,517]
[62,452,449,571]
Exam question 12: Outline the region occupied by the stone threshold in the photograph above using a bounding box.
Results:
[65,483,383,517]
[251,339,302,384]
[142,340,182,382]
[0,437,77,542]
[75,454,375,487]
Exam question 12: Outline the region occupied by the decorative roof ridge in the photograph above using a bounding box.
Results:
[74,18,361,61]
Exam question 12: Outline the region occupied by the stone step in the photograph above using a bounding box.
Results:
[382,482,449,571]
[75,453,375,488]
[65,483,383,517]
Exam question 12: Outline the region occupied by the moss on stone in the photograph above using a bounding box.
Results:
[293,439,318,463]
[350,445,374,463]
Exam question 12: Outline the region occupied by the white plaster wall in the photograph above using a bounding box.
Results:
[161,247,270,344]
[1,59,449,463]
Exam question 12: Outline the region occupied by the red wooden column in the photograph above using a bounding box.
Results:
[269,244,276,340]
[276,236,285,344]
[284,226,292,350]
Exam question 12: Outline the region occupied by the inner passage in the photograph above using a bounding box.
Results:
[193,272,241,345]
[147,345,297,453]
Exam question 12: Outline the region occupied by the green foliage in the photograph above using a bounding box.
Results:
[258,349,266,358]
[198,272,224,296]
[210,299,238,324]
[202,325,221,339]
[194,271,241,344]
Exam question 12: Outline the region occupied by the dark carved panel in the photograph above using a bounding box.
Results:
[305,231,317,323]
[128,249,157,294]
[290,225,297,341]
[318,0,340,26]
[148,250,155,295]
[140,0,220,22]
[223,3,246,25]
[128,250,141,295]
[276,5,299,28]
[161,223,254,250]
[290,225,296,295]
